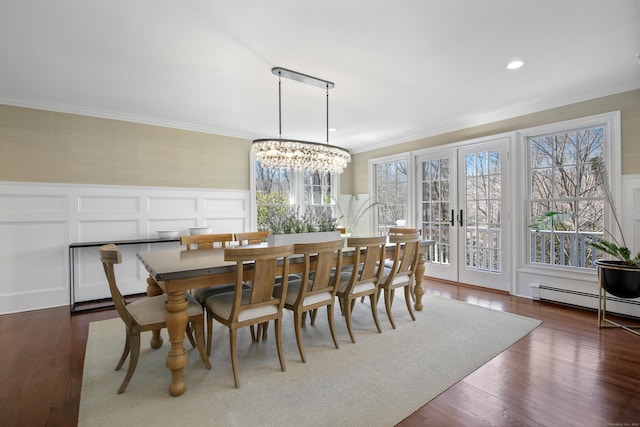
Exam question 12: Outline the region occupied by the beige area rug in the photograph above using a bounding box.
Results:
[79,295,541,427]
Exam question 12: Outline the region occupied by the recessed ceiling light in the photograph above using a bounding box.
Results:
[506,60,525,70]
[328,128,337,132]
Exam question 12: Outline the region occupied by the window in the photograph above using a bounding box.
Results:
[254,161,337,231]
[373,158,409,235]
[528,125,607,269]
[303,170,334,217]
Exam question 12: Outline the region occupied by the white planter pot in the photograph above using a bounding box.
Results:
[267,230,342,247]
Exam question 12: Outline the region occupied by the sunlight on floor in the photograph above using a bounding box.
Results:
[464,295,504,311]
[425,288,452,299]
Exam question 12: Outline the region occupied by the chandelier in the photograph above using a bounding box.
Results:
[252,67,351,174]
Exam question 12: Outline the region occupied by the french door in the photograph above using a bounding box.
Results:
[416,139,510,291]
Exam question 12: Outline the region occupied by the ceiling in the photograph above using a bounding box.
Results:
[1,1,639,153]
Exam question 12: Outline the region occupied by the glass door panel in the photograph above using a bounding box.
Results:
[416,152,457,282]
[458,140,509,291]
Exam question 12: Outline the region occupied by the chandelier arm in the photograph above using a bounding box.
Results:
[326,84,329,144]
[278,71,282,138]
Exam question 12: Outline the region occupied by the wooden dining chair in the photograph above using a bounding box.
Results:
[180,233,234,251]
[387,227,422,300]
[336,236,386,343]
[280,240,344,362]
[378,232,420,328]
[204,244,295,388]
[234,231,269,246]
[179,233,237,305]
[99,244,211,394]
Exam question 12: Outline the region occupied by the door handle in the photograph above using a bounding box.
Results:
[450,209,454,226]
[459,209,463,227]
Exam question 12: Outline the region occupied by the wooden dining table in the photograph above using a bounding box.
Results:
[137,239,433,396]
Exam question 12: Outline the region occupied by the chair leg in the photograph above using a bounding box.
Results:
[185,323,197,348]
[206,313,213,356]
[275,318,286,372]
[404,285,416,321]
[344,298,357,343]
[384,287,397,329]
[310,308,318,325]
[294,311,306,363]
[191,318,211,369]
[229,328,240,388]
[327,304,340,349]
[118,332,140,394]
[115,333,131,371]
[369,293,382,334]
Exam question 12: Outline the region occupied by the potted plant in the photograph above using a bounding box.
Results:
[261,206,342,246]
[586,158,640,299]
[528,158,640,299]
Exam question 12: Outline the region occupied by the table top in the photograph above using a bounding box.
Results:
[137,239,434,282]
[137,247,235,281]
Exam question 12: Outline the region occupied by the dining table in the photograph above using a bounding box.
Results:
[137,239,434,396]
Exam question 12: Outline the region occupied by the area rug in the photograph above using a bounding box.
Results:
[78,295,541,426]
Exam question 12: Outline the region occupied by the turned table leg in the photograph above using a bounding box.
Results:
[146,276,164,349]
[165,289,189,397]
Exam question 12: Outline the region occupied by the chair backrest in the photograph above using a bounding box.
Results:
[388,227,422,236]
[99,244,135,326]
[234,231,269,246]
[180,233,234,250]
[293,240,344,303]
[344,236,386,291]
[223,244,295,321]
[386,232,421,283]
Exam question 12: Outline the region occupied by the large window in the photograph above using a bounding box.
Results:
[254,161,337,231]
[373,158,409,235]
[528,125,606,269]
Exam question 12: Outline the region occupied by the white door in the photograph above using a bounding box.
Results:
[416,151,458,282]
[417,139,510,291]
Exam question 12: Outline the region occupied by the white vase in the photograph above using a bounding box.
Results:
[267,230,342,247]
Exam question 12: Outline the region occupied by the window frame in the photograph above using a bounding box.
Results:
[518,111,621,274]
[250,152,341,231]
[368,153,413,235]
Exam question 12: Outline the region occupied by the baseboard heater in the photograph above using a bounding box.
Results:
[530,283,640,319]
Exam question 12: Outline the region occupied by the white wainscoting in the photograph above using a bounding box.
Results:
[0,182,252,314]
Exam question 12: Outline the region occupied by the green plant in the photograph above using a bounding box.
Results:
[586,158,640,266]
[528,158,640,267]
[260,206,338,235]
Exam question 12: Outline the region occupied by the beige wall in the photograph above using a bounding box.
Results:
[0,105,252,190]
[344,89,640,194]
[1,89,638,194]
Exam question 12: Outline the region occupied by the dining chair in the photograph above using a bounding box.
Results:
[378,232,420,329]
[336,236,386,343]
[99,244,211,394]
[179,233,237,305]
[388,227,422,236]
[204,244,295,388]
[387,227,422,300]
[234,231,269,246]
[280,240,344,362]
[180,233,234,251]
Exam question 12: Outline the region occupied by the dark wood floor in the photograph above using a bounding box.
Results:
[1,279,639,427]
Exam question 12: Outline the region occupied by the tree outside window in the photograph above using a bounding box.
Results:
[255,162,337,231]
[528,126,605,268]
[375,159,408,234]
